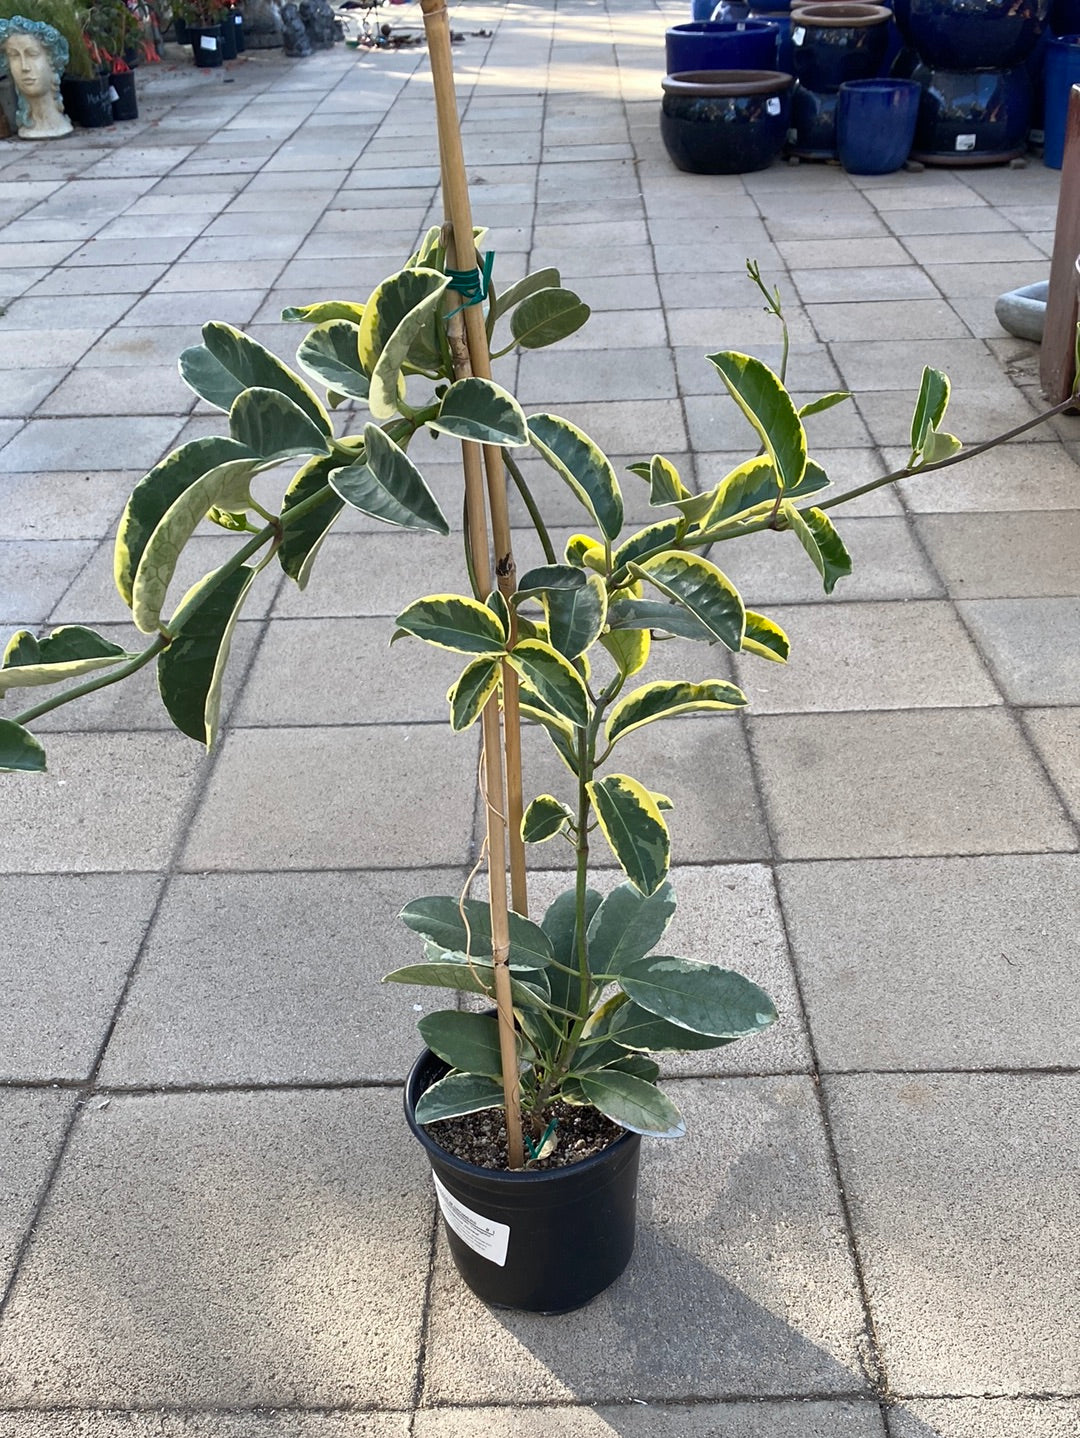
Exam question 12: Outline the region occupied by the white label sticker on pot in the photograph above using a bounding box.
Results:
[956,133,976,151]
[432,1172,510,1267]
[792,25,806,43]
[766,97,781,116]
[108,86,119,102]
[203,34,218,49]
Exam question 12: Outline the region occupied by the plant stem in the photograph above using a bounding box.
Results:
[13,635,169,725]
[503,452,556,564]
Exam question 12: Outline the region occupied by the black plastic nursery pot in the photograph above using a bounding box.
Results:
[60,74,114,128]
[405,1045,642,1314]
[190,24,225,66]
[110,70,138,121]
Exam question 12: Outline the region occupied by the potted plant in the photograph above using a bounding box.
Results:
[172,0,229,63]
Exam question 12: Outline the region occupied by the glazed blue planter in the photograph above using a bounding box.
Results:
[661,69,794,172]
[837,77,920,171]
[753,8,796,73]
[666,20,779,74]
[910,63,1032,162]
[906,0,1047,71]
[1043,32,1080,165]
[790,82,841,156]
[791,4,892,92]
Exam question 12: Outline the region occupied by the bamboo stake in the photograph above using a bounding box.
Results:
[419,0,529,920]
[421,0,525,1167]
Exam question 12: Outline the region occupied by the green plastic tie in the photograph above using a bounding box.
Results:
[445,251,495,317]
[524,1115,558,1162]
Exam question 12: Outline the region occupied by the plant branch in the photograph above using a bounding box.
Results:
[504,451,556,564]
[13,635,169,725]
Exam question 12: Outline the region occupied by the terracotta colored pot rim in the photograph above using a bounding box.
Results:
[663,68,795,95]
[791,3,892,22]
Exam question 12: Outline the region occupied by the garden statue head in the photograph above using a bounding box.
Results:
[0,16,72,139]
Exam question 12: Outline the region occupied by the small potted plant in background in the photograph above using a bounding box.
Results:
[172,0,230,64]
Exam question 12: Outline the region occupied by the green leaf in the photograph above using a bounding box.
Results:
[516,564,587,598]
[742,610,790,663]
[702,455,778,527]
[599,624,650,679]
[507,639,589,727]
[630,551,745,652]
[509,287,590,349]
[331,424,449,534]
[202,321,330,433]
[368,273,451,419]
[606,597,722,645]
[610,954,778,1040]
[385,944,550,1007]
[282,300,365,324]
[131,459,260,634]
[586,774,670,897]
[395,594,507,654]
[798,390,851,419]
[647,454,690,506]
[608,1000,737,1053]
[486,589,511,633]
[707,351,807,494]
[491,267,560,320]
[399,896,554,970]
[178,344,246,413]
[0,627,133,698]
[295,320,370,401]
[156,564,255,747]
[563,534,606,571]
[519,701,580,776]
[417,1010,505,1079]
[115,437,256,607]
[544,572,607,660]
[604,1052,661,1083]
[528,414,623,542]
[781,503,852,595]
[521,794,574,843]
[541,884,602,1017]
[447,656,500,731]
[606,679,747,745]
[613,518,683,571]
[923,428,962,462]
[0,718,46,773]
[586,879,676,977]
[414,1071,506,1124]
[578,1070,685,1138]
[789,458,831,499]
[278,452,345,589]
[430,377,529,447]
[230,388,332,462]
[909,365,951,456]
[358,267,449,406]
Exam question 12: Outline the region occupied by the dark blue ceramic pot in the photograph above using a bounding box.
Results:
[906,0,1047,71]
[666,20,779,73]
[837,76,921,170]
[910,62,1032,161]
[661,69,794,172]
[789,81,841,154]
[791,3,893,92]
[1043,32,1080,164]
[751,7,796,72]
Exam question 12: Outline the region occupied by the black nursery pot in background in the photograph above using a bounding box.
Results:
[110,69,138,120]
[405,1046,642,1314]
[60,73,114,127]
[189,24,224,66]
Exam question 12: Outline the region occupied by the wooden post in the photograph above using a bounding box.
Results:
[420,0,527,1167]
[1041,84,1080,404]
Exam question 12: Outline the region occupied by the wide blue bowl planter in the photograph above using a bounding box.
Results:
[661,69,794,172]
[791,3,893,91]
[1043,32,1080,165]
[906,0,1047,71]
[910,63,1032,162]
[837,76,920,170]
[666,20,779,73]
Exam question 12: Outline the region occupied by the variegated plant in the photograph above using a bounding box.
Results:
[0,245,1056,1154]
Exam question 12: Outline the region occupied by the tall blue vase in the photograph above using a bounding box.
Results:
[837,77,921,171]
[1044,32,1080,165]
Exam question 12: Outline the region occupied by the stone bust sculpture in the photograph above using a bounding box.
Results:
[0,16,72,140]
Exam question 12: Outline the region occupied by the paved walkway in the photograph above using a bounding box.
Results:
[2,3,1079,1434]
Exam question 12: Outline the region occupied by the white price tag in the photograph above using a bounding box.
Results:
[202,34,218,49]
[108,85,119,102]
[432,1171,510,1267]
[792,25,806,43]
[955,133,976,151]
[766,97,781,115]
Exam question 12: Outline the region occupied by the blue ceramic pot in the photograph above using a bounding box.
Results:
[837,76,920,170]
[910,62,1032,161]
[666,20,779,73]
[661,69,794,172]
[791,3,892,92]
[1043,32,1080,164]
[906,0,1047,71]
[790,82,841,154]
[751,8,795,72]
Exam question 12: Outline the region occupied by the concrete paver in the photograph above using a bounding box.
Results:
[0,0,1078,1428]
